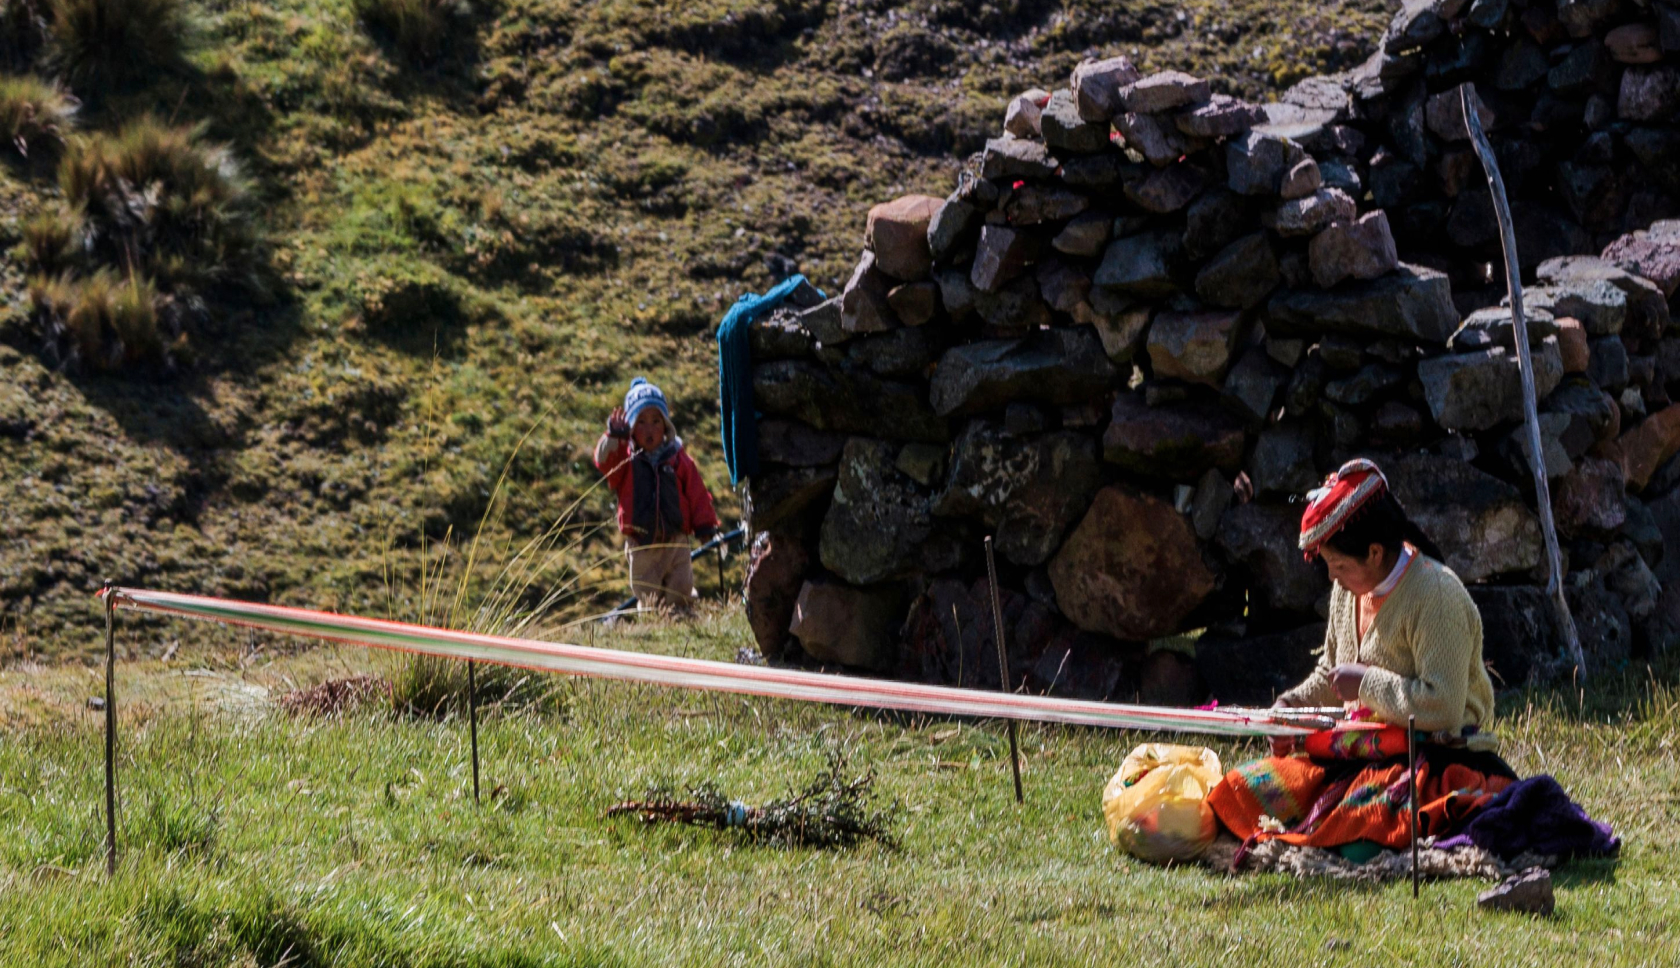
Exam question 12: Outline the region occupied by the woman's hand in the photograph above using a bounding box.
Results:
[607,406,630,439]
[1330,663,1369,702]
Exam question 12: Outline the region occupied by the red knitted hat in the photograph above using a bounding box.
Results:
[1298,458,1389,560]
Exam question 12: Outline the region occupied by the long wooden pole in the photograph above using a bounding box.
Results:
[104,586,118,878]
[1408,715,1419,899]
[1460,82,1587,681]
[467,661,480,802]
[984,537,1024,804]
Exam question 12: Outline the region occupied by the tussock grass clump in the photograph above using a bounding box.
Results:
[354,0,472,65]
[28,269,180,372]
[390,653,562,718]
[0,74,75,158]
[55,117,257,287]
[47,0,189,90]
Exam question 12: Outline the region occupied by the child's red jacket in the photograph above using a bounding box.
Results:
[594,434,720,542]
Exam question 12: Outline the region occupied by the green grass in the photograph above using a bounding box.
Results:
[0,611,1675,965]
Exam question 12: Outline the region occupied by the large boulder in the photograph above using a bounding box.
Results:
[744,532,810,660]
[755,360,947,441]
[1102,393,1247,481]
[1195,623,1326,706]
[841,251,897,334]
[789,579,907,672]
[1215,503,1332,619]
[819,439,936,585]
[1386,452,1544,583]
[1040,89,1111,153]
[866,195,943,281]
[1601,221,1680,297]
[1469,586,1556,687]
[981,136,1060,180]
[933,423,1102,566]
[929,328,1117,417]
[1266,263,1457,343]
[1417,338,1565,432]
[970,225,1040,293]
[1120,70,1211,112]
[1537,255,1670,340]
[1048,486,1216,641]
[1146,310,1244,386]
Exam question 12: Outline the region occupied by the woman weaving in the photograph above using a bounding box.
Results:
[1207,458,1519,860]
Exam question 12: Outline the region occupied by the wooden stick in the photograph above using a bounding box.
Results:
[1460,81,1587,681]
[103,585,118,878]
[984,537,1024,804]
[1408,715,1419,899]
[468,660,480,803]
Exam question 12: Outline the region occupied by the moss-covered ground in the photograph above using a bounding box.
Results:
[0,0,1398,658]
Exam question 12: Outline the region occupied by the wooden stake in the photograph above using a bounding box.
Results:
[1460,81,1587,681]
[103,585,118,878]
[1408,715,1419,899]
[984,537,1024,805]
[468,660,480,803]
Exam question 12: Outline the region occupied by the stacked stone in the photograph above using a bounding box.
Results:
[741,44,1680,706]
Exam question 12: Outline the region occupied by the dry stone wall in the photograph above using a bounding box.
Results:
[741,0,1680,705]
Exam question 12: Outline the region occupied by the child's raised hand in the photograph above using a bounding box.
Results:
[607,406,630,438]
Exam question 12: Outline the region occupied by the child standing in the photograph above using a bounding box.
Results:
[594,377,720,613]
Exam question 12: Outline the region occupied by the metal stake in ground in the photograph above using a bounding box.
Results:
[1408,714,1420,899]
[103,582,118,878]
[1460,81,1587,681]
[984,537,1024,804]
[468,660,480,803]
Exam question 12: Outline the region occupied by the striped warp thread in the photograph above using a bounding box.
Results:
[98,587,1318,738]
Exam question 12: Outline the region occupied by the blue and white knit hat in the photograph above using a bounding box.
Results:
[624,377,671,428]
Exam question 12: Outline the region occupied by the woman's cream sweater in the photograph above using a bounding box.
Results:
[1280,556,1495,732]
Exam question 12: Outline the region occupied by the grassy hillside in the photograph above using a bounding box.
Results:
[0,608,1669,965]
[0,0,1394,658]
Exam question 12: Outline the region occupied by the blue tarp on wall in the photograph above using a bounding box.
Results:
[716,275,823,488]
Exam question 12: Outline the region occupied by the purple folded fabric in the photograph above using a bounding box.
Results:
[1436,775,1619,859]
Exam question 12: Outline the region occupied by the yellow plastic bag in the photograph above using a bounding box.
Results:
[1101,744,1223,864]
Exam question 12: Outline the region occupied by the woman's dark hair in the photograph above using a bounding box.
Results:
[1322,490,1445,562]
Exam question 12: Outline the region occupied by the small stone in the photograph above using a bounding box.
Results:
[1091,305,1152,363]
[1325,363,1405,406]
[1094,229,1182,297]
[1004,88,1051,139]
[1249,421,1320,496]
[841,251,898,334]
[1556,318,1590,373]
[1052,211,1111,257]
[744,532,810,659]
[1425,85,1495,142]
[867,194,943,281]
[1147,310,1245,386]
[1620,403,1680,490]
[758,419,846,467]
[1558,0,1623,38]
[933,268,975,321]
[744,465,839,532]
[1449,305,1559,352]
[1308,211,1400,288]
[1175,94,1267,138]
[1267,337,1307,368]
[1217,502,1332,615]
[1619,67,1680,122]
[1040,89,1111,154]
[1119,71,1211,113]
[1267,263,1458,343]
[799,298,849,345]
[1059,153,1128,188]
[1531,279,1627,336]
[1387,452,1543,583]
[1373,400,1427,443]
[1590,335,1631,391]
[887,281,940,327]
[970,225,1039,293]
[982,136,1060,180]
[1383,0,1446,55]
[927,193,983,263]
[1195,233,1280,309]
[1102,393,1247,480]
[1124,161,1206,214]
[1496,40,1550,91]
[972,274,1051,334]
[1224,347,1289,422]
[1183,190,1247,260]
[1555,457,1629,537]
[894,442,946,487]
[1071,55,1141,121]
[1602,222,1680,298]
[1273,187,1357,237]
[929,328,1117,417]
[1607,24,1662,64]
[1279,158,1322,200]
[1115,111,1190,167]
[1003,184,1091,225]
[1548,40,1607,95]
[1477,868,1555,917]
